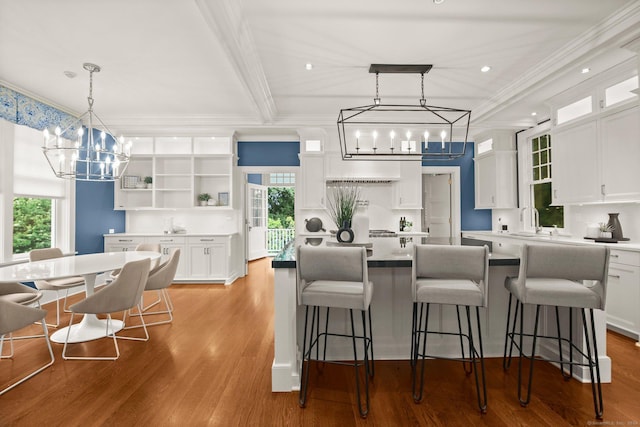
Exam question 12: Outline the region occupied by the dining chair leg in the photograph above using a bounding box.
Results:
[63,313,120,361]
[119,304,150,341]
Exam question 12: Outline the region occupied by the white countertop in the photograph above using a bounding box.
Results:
[462,230,640,252]
[103,232,238,237]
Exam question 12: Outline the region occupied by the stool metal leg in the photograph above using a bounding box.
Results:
[503,293,520,370]
[321,307,330,362]
[410,302,417,368]
[582,308,604,419]
[555,306,571,380]
[457,305,472,375]
[413,302,430,403]
[518,304,540,407]
[350,309,369,418]
[468,306,487,413]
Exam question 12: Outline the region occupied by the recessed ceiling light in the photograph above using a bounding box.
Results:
[433,0,445,4]
[63,71,77,79]
[305,63,313,71]
[480,65,491,73]
[582,67,591,74]
[531,112,537,116]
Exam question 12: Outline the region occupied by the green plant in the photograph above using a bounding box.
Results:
[599,222,614,232]
[198,193,211,202]
[327,184,360,229]
[143,176,152,184]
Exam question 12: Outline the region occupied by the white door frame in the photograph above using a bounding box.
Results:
[239,166,298,276]
[421,166,461,245]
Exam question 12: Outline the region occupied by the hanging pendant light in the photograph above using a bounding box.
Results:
[42,63,131,181]
[337,64,471,161]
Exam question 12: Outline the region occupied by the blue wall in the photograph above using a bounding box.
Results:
[237,141,300,166]
[248,173,262,185]
[423,142,492,231]
[75,181,125,254]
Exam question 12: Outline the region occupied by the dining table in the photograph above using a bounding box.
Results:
[0,251,161,343]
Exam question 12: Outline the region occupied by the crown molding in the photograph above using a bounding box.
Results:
[472,1,640,125]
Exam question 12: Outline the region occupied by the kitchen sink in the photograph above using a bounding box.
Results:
[509,231,542,237]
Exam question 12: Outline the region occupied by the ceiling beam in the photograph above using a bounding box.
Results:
[196,0,277,124]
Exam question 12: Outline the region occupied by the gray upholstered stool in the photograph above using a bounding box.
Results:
[502,243,609,419]
[411,244,489,413]
[296,245,374,418]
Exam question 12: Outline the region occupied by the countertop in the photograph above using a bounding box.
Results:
[103,232,239,237]
[272,238,519,269]
[462,230,640,252]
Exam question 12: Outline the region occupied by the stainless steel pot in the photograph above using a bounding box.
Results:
[305,217,325,232]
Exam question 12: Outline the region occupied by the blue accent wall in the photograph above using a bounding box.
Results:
[237,141,300,166]
[248,173,262,185]
[423,142,492,231]
[75,181,125,254]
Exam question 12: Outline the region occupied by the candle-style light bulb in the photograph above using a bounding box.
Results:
[440,130,447,150]
[406,131,412,152]
[100,162,105,178]
[43,129,50,147]
[355,130,360,151]
[423,130,430,152]
[100,131,106,150]
[95,143,101,161]
[55,127,61,136]
[105,156,111,174]
[390,130,395,150]
[372,130,378,150]
[76,128,83,148]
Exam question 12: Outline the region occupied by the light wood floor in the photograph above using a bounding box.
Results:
[1,257,639,426]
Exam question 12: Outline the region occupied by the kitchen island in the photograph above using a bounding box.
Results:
[271,237,611,392]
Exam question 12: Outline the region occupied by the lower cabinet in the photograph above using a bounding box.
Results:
[188,237,228,280]
[104,234,237,284]
[605,249,640,339]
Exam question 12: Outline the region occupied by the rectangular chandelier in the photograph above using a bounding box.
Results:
[337,64,471,161]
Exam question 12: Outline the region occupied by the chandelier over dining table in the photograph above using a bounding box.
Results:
[42,63,131,181]
[337,64,472,161]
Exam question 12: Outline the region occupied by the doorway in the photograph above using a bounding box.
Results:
[422,166,461,245]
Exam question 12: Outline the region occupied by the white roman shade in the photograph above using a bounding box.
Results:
[13,124,66,198]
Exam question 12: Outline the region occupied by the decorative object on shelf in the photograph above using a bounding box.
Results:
[218,192,229,206]
[42,63,131,181]
[337,64,471,161]
[327,183,360,230]
[607,213,625,241]
[197,193,211,206]
[598,222,613,239]
[122,175,139,189]
[143,176,152,188]
[305,217,325,233]
[207,199,217,206]
[351,200,370,244]
[336,220,355,243]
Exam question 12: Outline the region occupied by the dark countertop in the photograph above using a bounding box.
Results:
[272,238,519,269]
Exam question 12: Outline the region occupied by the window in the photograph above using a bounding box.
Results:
[556,96,592,125]
[605,76,638,107]
[13,197,53,255]
[268,172,295,186]
[531,135,563,228]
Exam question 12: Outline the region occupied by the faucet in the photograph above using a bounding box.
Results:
[532,208,542,233]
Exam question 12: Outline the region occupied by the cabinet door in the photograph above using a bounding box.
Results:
[600,106,640,202]
[474,154,497,208]
[300,155,325,208]
[188,245,210,279]
[605,262,640,337]
[394,162,421,209]
[552,121,600,204]
[209,243,228,278]
[159,244,187,279]
[103,237,144,252]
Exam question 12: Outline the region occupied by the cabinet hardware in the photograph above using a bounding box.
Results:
[200,239,215,242]
[118,239,133,242]
[601,184,606,196]
[553,189,557,199]
[608,274,621,279]
[610,254,619,258]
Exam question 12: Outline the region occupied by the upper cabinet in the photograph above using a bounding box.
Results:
[550,61,640,205]
[474,131,517,209]
[114,136,234,210]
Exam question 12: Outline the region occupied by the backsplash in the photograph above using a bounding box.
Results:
[566,203,640,242]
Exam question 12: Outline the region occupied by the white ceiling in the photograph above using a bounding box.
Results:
[1,0,639,137]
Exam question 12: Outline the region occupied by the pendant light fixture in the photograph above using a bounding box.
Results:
[337,64,471,161]
[42,63,131,181]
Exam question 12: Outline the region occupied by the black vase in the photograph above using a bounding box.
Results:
[336,220,354,243]
[607,213,623,241]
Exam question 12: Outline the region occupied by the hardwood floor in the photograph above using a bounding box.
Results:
[1,257,639,426]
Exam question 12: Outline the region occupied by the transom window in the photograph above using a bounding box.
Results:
[268,172,295,186]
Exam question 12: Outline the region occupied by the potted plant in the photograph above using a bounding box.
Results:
[327,184,360,232]
[143,176,153,188]
[197,193,211,206]
[599,222,614,239]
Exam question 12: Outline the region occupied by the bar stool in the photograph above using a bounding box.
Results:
[411,244,489,413]
[296,245,374,418]
[502,243,609,419]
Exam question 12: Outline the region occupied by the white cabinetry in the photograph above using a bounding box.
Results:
[393,162,421,209]
[552,121,600,204]
[103,236,145,252]
[605,249,640,339]
[474,132,517,209]
[552,106,640,205]
[146,236,187,279]
[187,236,228,280]
[115,136,233,210]
[299,154,325,209]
